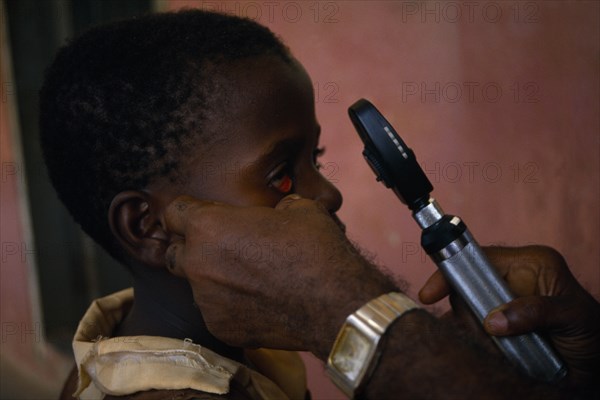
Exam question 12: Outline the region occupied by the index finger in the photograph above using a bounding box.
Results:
[164,195,217,236]
[483,246,530,277]
[418,269,451,304]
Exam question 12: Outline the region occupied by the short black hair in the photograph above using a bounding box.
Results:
[39,9,291,260]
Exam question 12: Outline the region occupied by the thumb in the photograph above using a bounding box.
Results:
[275,194,303,210]
[484,296,565,336]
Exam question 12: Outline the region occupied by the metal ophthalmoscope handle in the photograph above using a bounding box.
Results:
[348,98,566,383]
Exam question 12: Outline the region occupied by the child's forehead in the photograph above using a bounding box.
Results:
[181,55,316,160]
[218,56,309,96]
[209,55,314,129]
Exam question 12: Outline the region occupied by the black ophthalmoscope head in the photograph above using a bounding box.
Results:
[348,98,433,211]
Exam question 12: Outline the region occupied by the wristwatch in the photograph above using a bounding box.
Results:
[326,292,420,398]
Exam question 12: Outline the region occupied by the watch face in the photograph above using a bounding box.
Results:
[327,293,420,396]
[331,325,373,381]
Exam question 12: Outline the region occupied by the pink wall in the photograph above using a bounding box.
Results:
[1,25,70,397]
[168,1,599,398]
[167,1,599,398]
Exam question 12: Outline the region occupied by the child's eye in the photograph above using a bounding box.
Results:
[268,147,325,194]
[313,146,325,169]
[268,163,294,194]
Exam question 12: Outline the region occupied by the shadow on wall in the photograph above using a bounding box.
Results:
[1,0,150,398]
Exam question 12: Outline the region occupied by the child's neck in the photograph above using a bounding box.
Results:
[114,267,245,364]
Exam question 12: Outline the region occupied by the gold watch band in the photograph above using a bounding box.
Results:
[326,292,420,398]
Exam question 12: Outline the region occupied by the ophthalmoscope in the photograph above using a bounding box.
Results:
[348,98,566,383]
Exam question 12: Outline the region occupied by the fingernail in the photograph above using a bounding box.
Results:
[486,311,508,333]
[288,194,302,200]
[417,288,431,303]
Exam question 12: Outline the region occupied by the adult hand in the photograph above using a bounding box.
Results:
[164,199,576,399]
[163,194,397,358]
[419,246,600,389]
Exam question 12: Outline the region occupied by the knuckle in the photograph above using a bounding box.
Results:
[530,245,567,272]
[523,298,543,319]
[188,203,221,233]
[504,300,538,330]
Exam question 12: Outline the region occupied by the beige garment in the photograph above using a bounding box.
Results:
[72,288,307,399]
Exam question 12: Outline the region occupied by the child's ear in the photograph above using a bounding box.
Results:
[108,191,169,269]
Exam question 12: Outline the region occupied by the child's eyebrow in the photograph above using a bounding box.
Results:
[256,137,305,167]
[251,126,321,172]
[258,125,321,163]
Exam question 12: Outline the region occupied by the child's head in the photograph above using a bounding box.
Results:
[40,9,342,266]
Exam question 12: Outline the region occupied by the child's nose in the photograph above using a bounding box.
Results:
[308,175,343,214]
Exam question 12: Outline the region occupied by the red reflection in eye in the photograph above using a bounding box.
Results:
[274,175,293,193]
